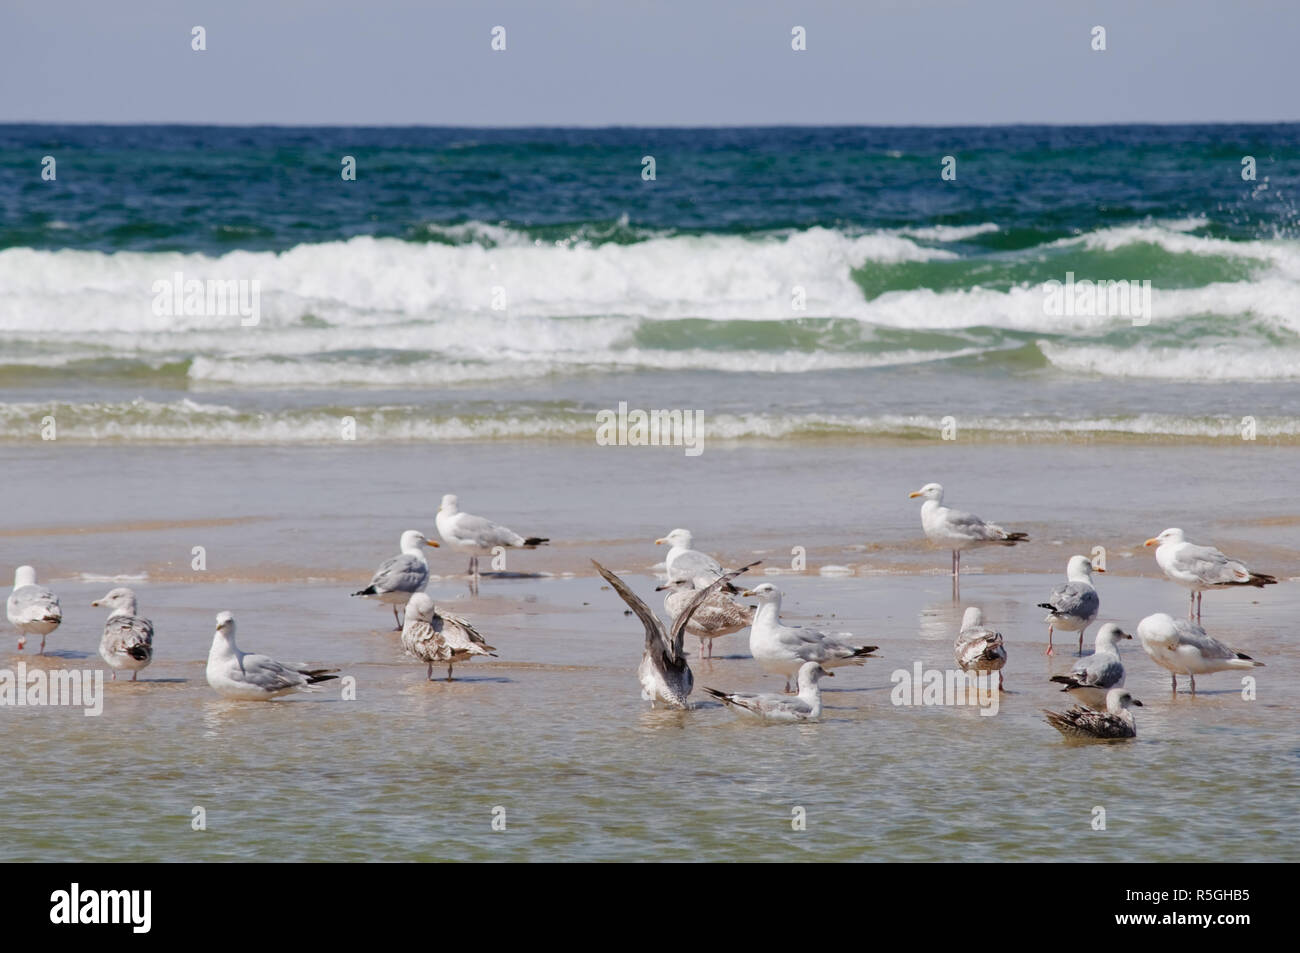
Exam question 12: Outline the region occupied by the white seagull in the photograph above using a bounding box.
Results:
[1049,622,1130,709]
[352,529,439,628]
[743,583,877,692]
[7,565,62,654]
[91,588,154,680]
[704,661,833,722]
[205,611,339,700]
[656,573,756,660]
[953,606,1007,691]
[1044,687,1142,740]
[1136,612,1264,694]
[1037,555,1103,656]
[400,591,497,681]
[908,483,1028,582]
[654,528,724,584]
[592,559,745,710]
[436,494,548,577]
[1144,528,1276,621]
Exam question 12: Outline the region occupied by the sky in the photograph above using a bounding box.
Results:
[1,0,1296,126]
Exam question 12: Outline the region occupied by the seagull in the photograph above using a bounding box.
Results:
[953,606,1007,690]
[1049,622,1130,709]
[1144,528,1277,621]
[91,588,154,680]
[704,662,833,722]
[654,528,724,584]
[1044,687,1142,740]
[400,592,498,681]
[351,529,439,628]
[1136,612,1264,694]
[205,611,339,700]
[591,559,747,710]
[908,483,1028,584]
[436,494,548,577]
[742,583,877,692]
[1037,555,1103,656]
[7,565,62,654]
[656,573,756,660]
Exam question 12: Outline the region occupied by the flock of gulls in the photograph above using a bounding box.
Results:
[5,485,1280,736]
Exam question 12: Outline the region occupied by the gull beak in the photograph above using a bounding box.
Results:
[908,491,922,499]
[654,538,667,545]
[824,669,835,677]
[654,584,668,591]
[90,601,100,607]
[1120,630,1133,640]
[425,540,440,547]
[1132,698,1144,707]
[740,589,756,597]
[1143,537,1159,547]
[1094,566,1107,573]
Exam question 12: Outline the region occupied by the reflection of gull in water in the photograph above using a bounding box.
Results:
[1136,612,1264,694]
[8,565,62,654]
[909,483,1028,582]
[1037,555,1102,656]
[654,528,723,583]
[953,606,1006,690]
[92,588,154,680]
[352,529,438,628]
[205,612,339,700]
[592,559,744,710]
[436,494,548,577]
[656,569,757,660]
[1050,623,1130,709]
[1045,687,1141,740]
[743,583,877,692]
[704,661,832,722]
[1144,528,1277,621]
[400,592,497,681]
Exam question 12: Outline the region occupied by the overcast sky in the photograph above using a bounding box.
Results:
[1,0,1295,126]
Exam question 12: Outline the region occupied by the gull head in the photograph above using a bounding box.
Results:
[655,528,693,549]
[400,529,439,552]
[405,592,436,623]
[654,578,694,593]
[13,565,37,588]
[214,610,236,637]
[1136,612,1179,648]
[92,587,138,614]
[1094,622,1131,649]
[909,482,943,502]
[1144,527,1184,548]
[1066,554,1099,579]
[1107,688,1142,713]
[960,606,984,630]
[796,661,834,687]
[439,494,458,514]
[740,582,780,603]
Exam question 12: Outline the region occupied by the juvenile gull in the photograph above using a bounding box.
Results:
[1044,687,1142,740]
[1136,612,1264,694]
[7,565,62,654]
[205,611,339,700]
[704,661,832,722]
[656,568,758,660]
[592,559,744,710]
[908,483,1028,582]
[953,606,1007,690]
[654,528,724,584]
[1144,528,1277,621]
[91,588,154,681]
[742,583,877,692]
[352,529,438,628]
[400,592,497,681]
[1049,622,1130,709]
[436,494,548,577]
[1037,555,1103,656]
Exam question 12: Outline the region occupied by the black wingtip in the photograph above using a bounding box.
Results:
[305,670,340,684]
[1005,532,1030,542]
[524,537,549,546]
[351,586,376,597]
[852,645,879,658]
[1036,603,1054,611]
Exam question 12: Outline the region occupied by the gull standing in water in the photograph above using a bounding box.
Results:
[206,611,339,700]
[1044,687,1142,740]
[654,528,724,584]
[1136,612,1264,695]
[1037,555,1103,656]
[743,583,877,692]
[400,592,497,681]
[436,494,548,578]
[91,588,154,680]
[953,606,1007,691]
[352,529,439,628]
[592,559,747,710]
[7,565,62,654]
[704,661,833,722]
[1049,623,1130,709]
[908,483,1028,591]
[1144,528,1277,621]
[656,566,758,660]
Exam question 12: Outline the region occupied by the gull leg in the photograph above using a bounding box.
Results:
[447,664,454,682]
[1171,673,1177,694]
[392,605,402,630]
[40,635,46,655]
[1046,625,1054,657]
[784,678,793,693]
[111,671,117,681]
[16,637,24,651]
[1078,625,1086,656]
[1196,592,1203,622]
[427,662,433,680]
[1189,673,1196,695]
[1188,591,1195,620]
[999,671,1005,693]
[132,671,138,682]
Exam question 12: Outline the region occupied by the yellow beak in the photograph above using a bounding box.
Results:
[908,491,922,498]
[1143,538,1159,547]
[741,589,756,597]
[426,540,440,547]
[654,538,667,545]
